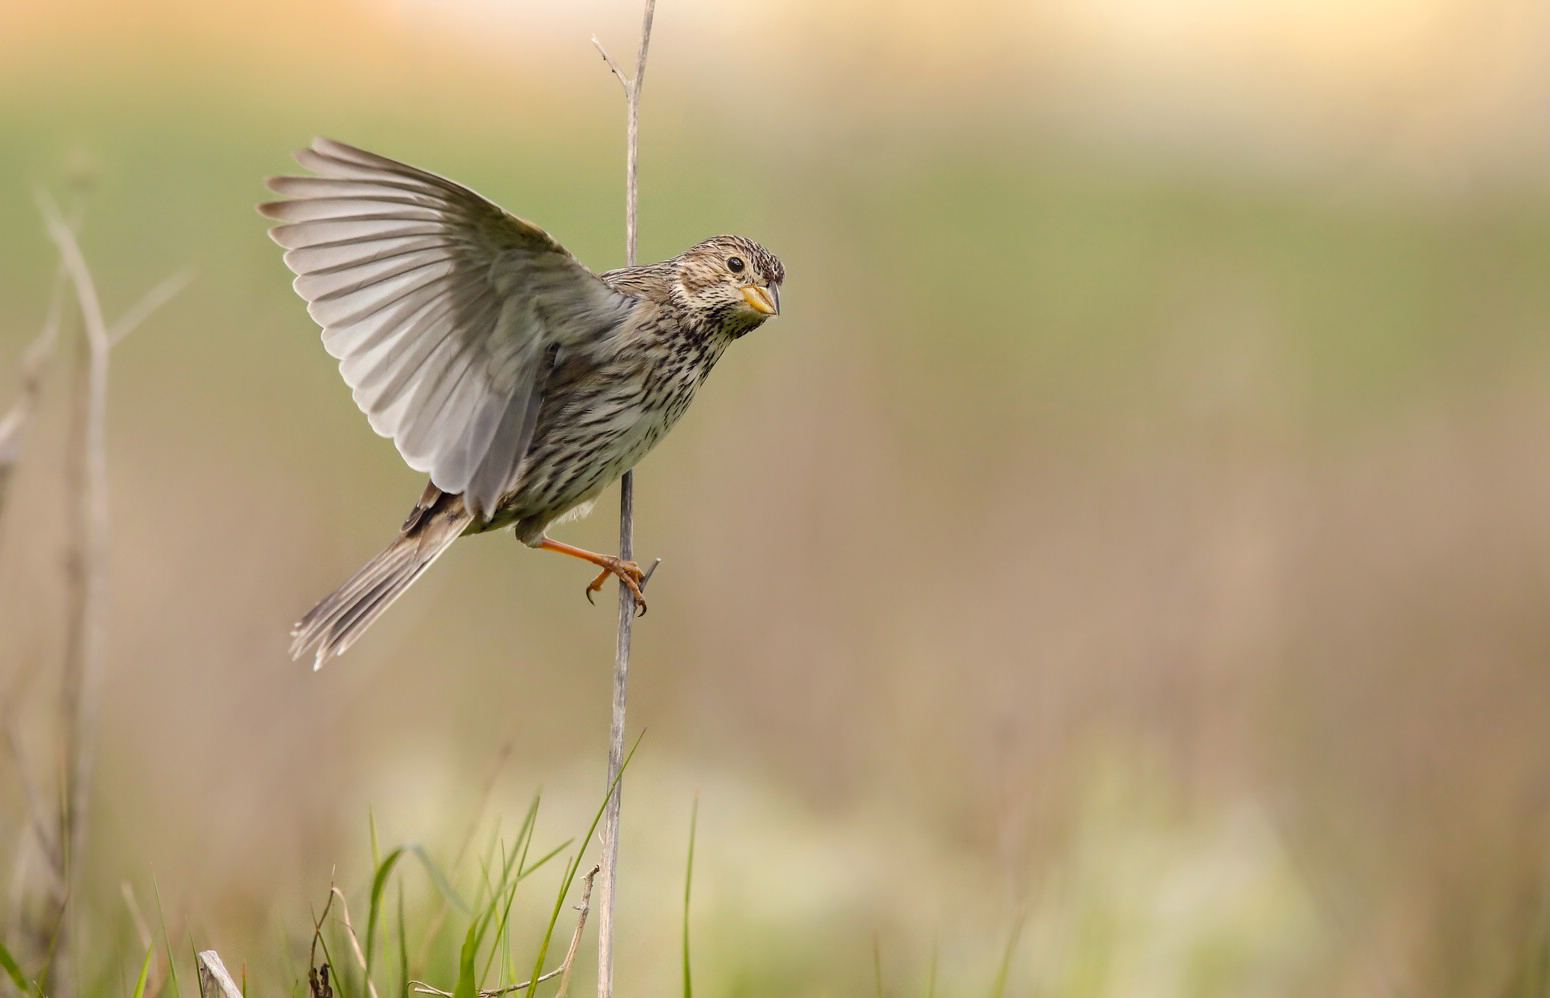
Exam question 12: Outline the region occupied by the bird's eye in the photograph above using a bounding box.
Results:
[726,256,745,273]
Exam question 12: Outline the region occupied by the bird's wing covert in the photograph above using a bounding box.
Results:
[260,138,629,519]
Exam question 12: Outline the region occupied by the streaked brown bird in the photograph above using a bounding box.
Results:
[261,139,784,669]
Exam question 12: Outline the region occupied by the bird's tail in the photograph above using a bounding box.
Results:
[291,487,474,669]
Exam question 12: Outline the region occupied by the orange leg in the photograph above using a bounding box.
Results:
[538,537,648,614]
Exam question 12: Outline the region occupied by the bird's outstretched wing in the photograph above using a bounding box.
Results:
[260,138,630,519]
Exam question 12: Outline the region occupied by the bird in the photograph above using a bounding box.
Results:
[260,138,784,669]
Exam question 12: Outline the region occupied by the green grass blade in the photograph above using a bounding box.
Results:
[130,942,155,998]
[509,796,541,881]
[989,913,1024,998]
[505,796,541,985]
[682,793,699,998]
[451,903,488,998]
[409,844,471,914]
[152,879,181,998]
[275,925,296,997]
[526,732,644,994]
[454,830,526,998]
[36,896,65,997]
[873,935,883,998]
[474,833,501,908]
[0,935,29,991]
[524,854,578,998]
[517,840,572,883]
[452,921,478,998]
[925,936,938,998]
[366,845,407,974]
[395,883,409,998]
[477,836,525,986]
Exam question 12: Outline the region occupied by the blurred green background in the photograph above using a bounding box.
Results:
[4,0,1550,993]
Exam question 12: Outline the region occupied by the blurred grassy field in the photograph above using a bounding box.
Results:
[4,0,1550,994]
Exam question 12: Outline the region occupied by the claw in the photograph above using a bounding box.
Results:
[584,559,647,614]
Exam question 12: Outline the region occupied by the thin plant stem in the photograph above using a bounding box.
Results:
[34,198,180,991]
[41,195,113,995]
[592,2,658,996]
[682,793,698,998]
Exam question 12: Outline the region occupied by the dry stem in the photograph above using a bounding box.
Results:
[30,196,181,990]
[3,707,62,898]
[40,196,114,996]
[0,192,183,986]
[197,950,245,998]
[307,875,339,973]
[591,3,658,996]
[327,885,381,998]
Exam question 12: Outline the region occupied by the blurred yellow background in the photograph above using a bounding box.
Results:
[4,0,1550,993]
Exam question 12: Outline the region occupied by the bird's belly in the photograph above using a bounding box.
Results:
[493,391,690,542]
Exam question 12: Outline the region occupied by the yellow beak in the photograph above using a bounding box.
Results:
[742,284,780,316]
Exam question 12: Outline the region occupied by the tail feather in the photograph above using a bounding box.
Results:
[292,489,473,669]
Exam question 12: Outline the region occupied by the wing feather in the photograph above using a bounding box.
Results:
[270,218,446,250]
[286,236,457,275]
[261,198,449,224]
[293,250,451,301]
[261,137,630,517]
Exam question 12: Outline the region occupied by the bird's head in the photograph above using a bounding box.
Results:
[672,235,785,337]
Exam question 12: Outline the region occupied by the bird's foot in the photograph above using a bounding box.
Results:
[584,557,647,615]
[537,536,650,615]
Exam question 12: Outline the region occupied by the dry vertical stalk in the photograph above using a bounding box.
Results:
[590,2,658,996]
[41,196,114,996]
[31,197,184,990]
